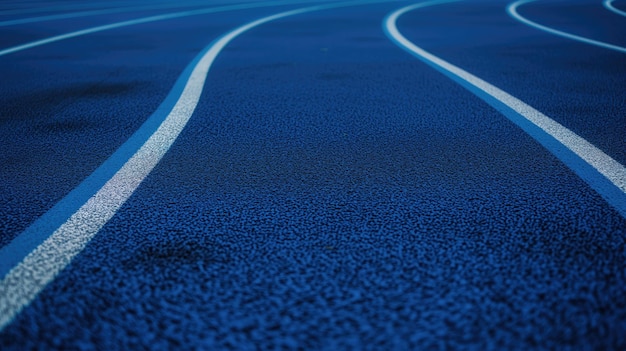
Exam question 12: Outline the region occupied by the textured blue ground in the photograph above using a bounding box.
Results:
[1,0,625,349]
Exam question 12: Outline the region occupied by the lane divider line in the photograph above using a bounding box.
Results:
[507,0,626,54]
[383,0,626,218]
[0,1,236,27]
[0,0,203,16]
[0,0,338,283]
[0,0,391,281]
[604,0,626,17]
[0,0,334,27]
[0,0,402,333]
[0,0,337,57]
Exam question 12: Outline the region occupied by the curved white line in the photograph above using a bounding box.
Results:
[0,0,332,276]
[0,0,334,57]
[604,0,626,17]
[0,1,218,27]
[0,0,164,16]
[384,1,626,211]
[0,0,401,333]
[0,0,200,16]
[0,0,332,27]
[507,0,626,54]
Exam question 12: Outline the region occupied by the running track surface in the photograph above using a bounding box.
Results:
[1,0,625,349]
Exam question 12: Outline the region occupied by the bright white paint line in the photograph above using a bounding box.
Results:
[384,1,626,204]
[0,0,197,16]
[0,26,214,332]
[0,0,334,27]
[0,0,401,333]
[0,0,335,57]
[0,1,229,27]
[0,3,299,333]
[604,0,626,17]
[508,0,626,54]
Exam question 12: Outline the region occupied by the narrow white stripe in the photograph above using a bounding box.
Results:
[0,0,332,27]
[0,0,334,57]
[0,0,192,16]
[0,1,153,16]
[0,5,294,332]
[0,1,214,27]
[384,2,626,192]
[507,0,626,54]
[604,0,626,17]
[0,0,402,332]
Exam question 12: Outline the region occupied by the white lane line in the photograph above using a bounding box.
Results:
[0,0,314,27]
[0,0,403,333]
[384,1,626,217]
[0,0,334,275]
[0,0,195,16]
[0,0,335,57]
[605,0,626,17]
[0,0,159,16]
[0,1,217,27]
[507,0,626,54]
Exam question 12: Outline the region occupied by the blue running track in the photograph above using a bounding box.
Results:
[1,0,625,349]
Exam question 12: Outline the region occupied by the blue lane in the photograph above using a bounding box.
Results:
[612,0,626,13]
[0,5,298,248]
[516,0,626,46]
[394,0,626,167]
[2,1,624,349]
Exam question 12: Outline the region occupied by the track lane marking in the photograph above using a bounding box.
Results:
[0,0,403,332]
[507,0,626,54]
[0,1,225,27]
[383,0,626,218]
[605,0,626,17]
[0,0,346,277]
[0,0,338,57]
[0,0,332,27]
[0,0,202,16]
[0,1,161,16]
[0,0,336,276]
